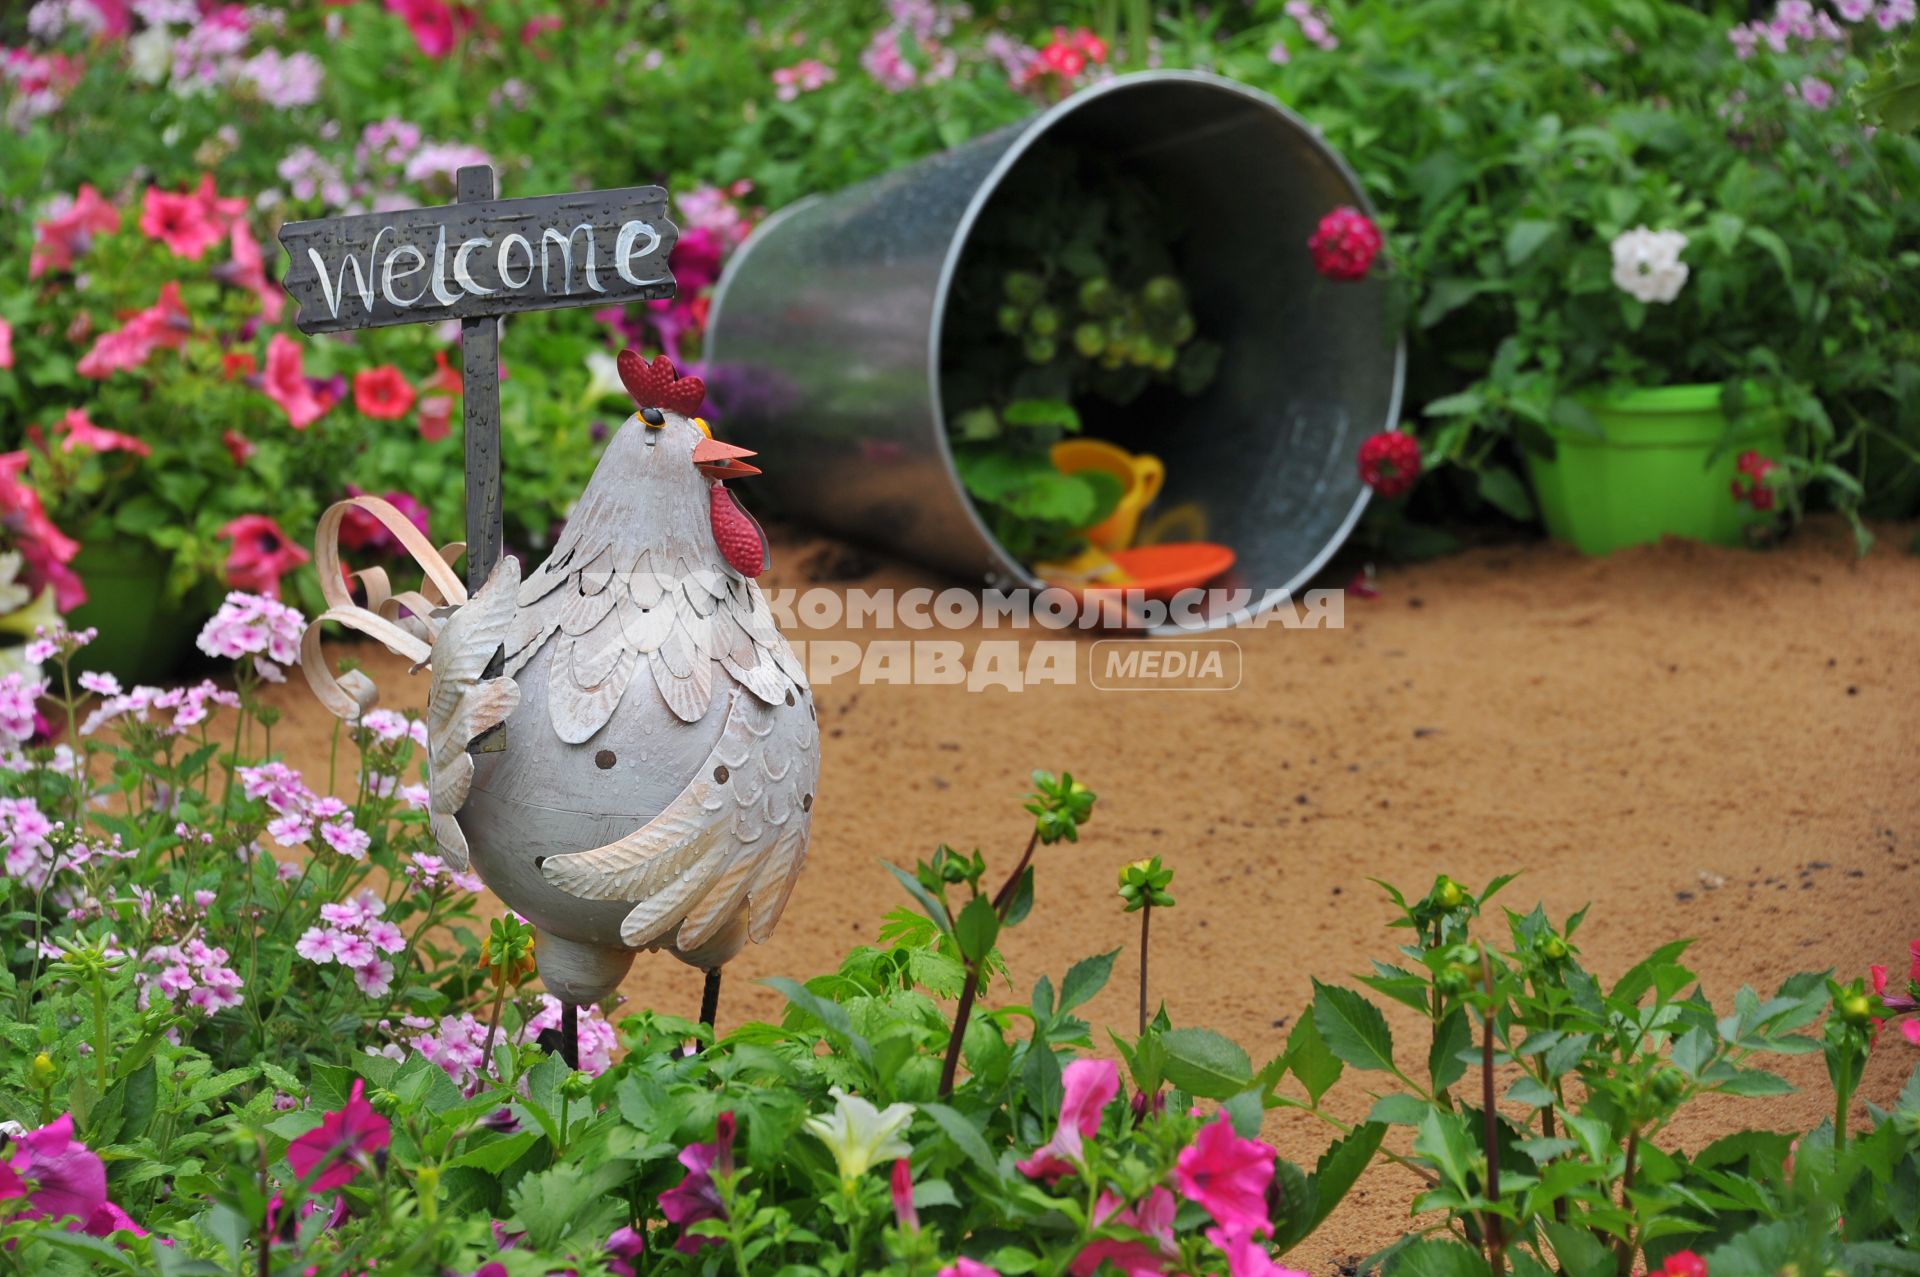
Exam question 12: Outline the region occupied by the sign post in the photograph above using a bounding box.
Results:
[278,168,680,593]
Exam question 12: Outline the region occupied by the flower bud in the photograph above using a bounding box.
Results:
[31,1053,54,1084]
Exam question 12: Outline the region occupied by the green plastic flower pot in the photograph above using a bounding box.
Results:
[65,538,198,686]
[1524,384,1786,555]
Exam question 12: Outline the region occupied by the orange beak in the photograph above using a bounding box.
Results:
[691,435,761,480]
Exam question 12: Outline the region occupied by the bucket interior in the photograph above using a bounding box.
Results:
[935,76,1400,618]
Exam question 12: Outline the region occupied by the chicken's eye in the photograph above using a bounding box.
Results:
[692,417,713,439]
[640,407,666,428]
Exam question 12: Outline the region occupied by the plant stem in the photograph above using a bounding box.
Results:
[1614,1128,1641,1277]
[480,977,509,1072]
[1137,900,1151,1036]
[941,830,1042,1098]
[1478,950,1504,1277]
[1834,1080,1850,1153]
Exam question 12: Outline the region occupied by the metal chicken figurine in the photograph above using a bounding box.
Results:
[303,351,818,1040]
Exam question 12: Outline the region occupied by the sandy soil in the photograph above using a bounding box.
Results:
[260,515,1920,1268]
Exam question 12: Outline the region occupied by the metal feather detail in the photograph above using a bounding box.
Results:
[538,683,819,952]
[427,557,523,869]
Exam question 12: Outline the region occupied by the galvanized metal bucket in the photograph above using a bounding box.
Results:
[705,70,1402,631]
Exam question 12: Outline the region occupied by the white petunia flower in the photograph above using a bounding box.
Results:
[1610,225,1690,304]
[803,1086,914,1182]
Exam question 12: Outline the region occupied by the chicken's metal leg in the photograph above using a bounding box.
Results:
[560,1001,579,1070]
[699,967,723,1031]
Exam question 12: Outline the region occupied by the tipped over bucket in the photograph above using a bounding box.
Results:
[705,70,1402,632]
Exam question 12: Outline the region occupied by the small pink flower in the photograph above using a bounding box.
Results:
[218,514,311,600]
[385,0,459,58]
[1070,1187,1178,1277]
[262,333,333,430]
[0,318,12,370]
[140,184,224,259]
[1016,1058,1118,1182]
[55,408,151,458]
[77,282,191,379]
[213,219,284,324]
[1175,1114,1276,1237]
[660,1113,735,1252]
[286,1079,391,1192]
[1798,76,1834,110]
[1309,206,1382,281]
[937,1263,1001,1277]
[1208,1225,1309,1277]
[30,185,120,279]
[891,1159,918,1230]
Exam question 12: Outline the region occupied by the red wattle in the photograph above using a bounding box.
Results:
[709,483,768,577]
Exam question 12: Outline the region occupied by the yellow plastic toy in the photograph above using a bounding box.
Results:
[1050,439,1165,551]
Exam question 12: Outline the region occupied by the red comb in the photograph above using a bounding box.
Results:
[617,349,705,417]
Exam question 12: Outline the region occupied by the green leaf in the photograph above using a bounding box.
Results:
[1387,1240,1494,1277]
[954,896,1001,966]
[1475,467,1536,520]
[1423,391,1484,418]
[1058,949,1118,1015]
[1429,1006,1472,1092]
[1505,219,1555,267]
[1306,1121,1386,1237]
[1312,982,1398,1074]
[922,1102,1000,1181]
[1712,1068,1794,1097]
[1286,1008,1344,1105]
[762,976,875,1067]
[1414,1108,1477,1195]
[447,1130,542,1174]
[1368,1094,1430,1126]
[1745,226,1794,284]
[1160,1027,1253,1100]
[1002,398,1081,432]
[883,862,952,935]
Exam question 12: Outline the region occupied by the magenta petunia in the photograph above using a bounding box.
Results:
[1175,1114,1276,1238]
[286,1078,392,1192]
[1016,1057,1119,1183]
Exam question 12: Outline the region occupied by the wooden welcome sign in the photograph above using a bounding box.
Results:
[278,167,679,592]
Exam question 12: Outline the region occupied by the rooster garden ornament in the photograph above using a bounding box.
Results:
[303,352,819,1029]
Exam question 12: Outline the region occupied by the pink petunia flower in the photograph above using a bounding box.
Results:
[286,1079,391,1192]
[385,0,459,58]
[4,1113,106,1226]
[660,1112,735,1252]
[140,184,225,259]
[1070,1187,1178,1277]
[29,185,119,279]
[262,333,334,430]
[77,281,191,379]
[1175,1114,1276,1237]
[938,1263,1002,1277]
[1207,1225,1309,1277]
[217,514,311,600]
[213,219,285,324]
[1016,1057,1119,1182]
[55,408,151,458]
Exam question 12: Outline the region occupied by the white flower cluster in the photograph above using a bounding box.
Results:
[1610,226,1690,305]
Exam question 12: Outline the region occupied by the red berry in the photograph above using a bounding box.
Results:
[1749,485,1775,512]
[1357,431,1421,498]
[1309,206,1383,281]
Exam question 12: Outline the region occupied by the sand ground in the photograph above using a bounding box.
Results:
[262,515,1920,1268]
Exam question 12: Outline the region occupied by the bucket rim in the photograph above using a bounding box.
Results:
[928,69,1396,622]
